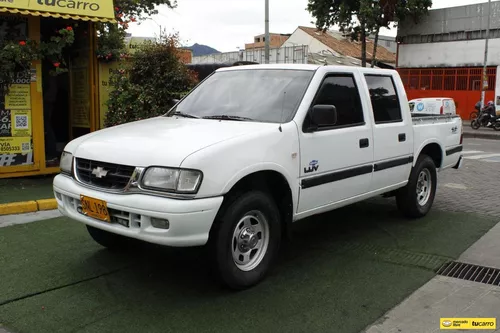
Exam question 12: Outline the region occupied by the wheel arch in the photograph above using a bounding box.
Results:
[415,140,444,169]
[218,167,295,241]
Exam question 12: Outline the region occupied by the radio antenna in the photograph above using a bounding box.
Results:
[279,91,286,133]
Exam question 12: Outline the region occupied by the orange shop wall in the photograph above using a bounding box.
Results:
[398,67,497,119]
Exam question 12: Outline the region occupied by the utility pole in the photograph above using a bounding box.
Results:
[481,0,492,109]
[265,0,270,64]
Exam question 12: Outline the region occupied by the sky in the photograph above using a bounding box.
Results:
[128,0,494,52]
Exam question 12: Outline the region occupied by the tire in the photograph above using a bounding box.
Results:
[494,122,500,131]
[471,119,481,130]
[396,155,437,218]
[209,190,281,290]
[86,225,130,250]
[470,111,478,120]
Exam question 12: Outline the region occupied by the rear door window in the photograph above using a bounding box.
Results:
[364,75,403,123]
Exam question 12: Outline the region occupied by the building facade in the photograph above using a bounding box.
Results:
[244,33,291,50]
[283,27,396,67]
[397,1,500,118]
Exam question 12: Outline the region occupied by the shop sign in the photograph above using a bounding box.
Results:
[0,0,115,21]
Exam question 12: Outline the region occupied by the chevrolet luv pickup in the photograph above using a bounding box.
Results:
[54,64,463,289]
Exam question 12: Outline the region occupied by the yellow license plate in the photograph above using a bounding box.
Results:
[80,195,110,222]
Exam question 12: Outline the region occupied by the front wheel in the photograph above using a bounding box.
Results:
[210,190,281,290]
[471,119,481,130]
[396,155,437,218]
[494,122,500,131]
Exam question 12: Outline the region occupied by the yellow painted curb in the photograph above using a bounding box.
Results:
[0,201,38,216]
[0,198,58,216]
[37,199,58,211]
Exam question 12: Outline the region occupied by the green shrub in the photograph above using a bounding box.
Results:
[104,34,197,128]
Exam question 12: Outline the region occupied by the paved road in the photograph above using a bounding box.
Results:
[370,137,500,217]
[433,138,500,217]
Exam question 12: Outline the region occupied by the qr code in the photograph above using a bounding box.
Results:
[21,142,30,151]
[15,115,28,129]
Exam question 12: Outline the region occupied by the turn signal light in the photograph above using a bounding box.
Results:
[151,218,170,230]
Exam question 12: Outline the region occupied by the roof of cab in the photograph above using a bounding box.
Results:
[215,63,397,74]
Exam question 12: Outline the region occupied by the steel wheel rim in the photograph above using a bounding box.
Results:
[231,210,270,272]
[416,168,432,206]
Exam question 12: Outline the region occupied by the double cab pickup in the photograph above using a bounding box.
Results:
[54,64,463,289]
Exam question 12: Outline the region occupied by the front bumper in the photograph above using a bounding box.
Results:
[53,174,224,247]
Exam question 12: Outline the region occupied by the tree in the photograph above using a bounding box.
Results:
[96,0,177,61]
[307,0,432,67]
[104,33,197,127]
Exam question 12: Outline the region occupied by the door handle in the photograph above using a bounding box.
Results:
[359,138,369,148]
[398,133,406,142]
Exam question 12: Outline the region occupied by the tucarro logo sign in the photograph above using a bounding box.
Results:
[36,0,100,11]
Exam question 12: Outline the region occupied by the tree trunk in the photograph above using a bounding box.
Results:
[371,26,380,68]
[360,22,367,67]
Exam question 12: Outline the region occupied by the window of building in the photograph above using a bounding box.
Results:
[364,75,403,124]
[306,74,364,130]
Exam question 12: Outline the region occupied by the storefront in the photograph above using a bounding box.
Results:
[0,0,115,178]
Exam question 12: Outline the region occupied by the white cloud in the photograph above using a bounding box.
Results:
[127,0,496,52]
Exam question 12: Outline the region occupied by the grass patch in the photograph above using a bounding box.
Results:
[0,200,497,333]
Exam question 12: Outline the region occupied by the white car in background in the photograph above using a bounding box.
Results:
[409,98,457,115]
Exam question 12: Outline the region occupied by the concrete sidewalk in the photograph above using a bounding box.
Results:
[363,222,500,333]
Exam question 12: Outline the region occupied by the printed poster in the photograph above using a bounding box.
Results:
[98,61,121,128]
[5,84,31,110]
[0,109,11,137]
[11,110,31,137]
[71,68,90,128]
[0,136,31,154]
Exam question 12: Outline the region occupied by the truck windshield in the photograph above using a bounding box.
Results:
[168,69,314,123]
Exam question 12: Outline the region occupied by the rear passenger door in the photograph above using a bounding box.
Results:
[364,74,413,192]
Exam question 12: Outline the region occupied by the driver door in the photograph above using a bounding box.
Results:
[297,72,374,213]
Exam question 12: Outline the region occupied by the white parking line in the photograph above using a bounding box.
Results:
[461,150,484,154]
[0,210,62,228]
[463,153,500,160]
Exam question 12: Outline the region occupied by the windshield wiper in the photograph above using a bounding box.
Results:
[202,115,255,121]
[172,111,200,119]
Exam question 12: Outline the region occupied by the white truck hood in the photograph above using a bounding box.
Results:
[67,117,277,167]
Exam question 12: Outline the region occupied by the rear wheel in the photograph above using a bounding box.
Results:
[396,155,437,218]
[210,190,281,290]
[471,119,481,130]
[86,225,130,250]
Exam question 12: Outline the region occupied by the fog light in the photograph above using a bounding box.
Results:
[55,192,62,200]
[151,218,170,229]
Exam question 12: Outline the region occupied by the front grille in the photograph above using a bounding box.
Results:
[75,158,136,190]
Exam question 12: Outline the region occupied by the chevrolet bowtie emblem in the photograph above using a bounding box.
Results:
[92,166,109,178]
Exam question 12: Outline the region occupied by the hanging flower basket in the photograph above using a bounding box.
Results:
[0,25,76,94]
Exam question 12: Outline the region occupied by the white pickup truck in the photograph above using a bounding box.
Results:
[54,64,463,289]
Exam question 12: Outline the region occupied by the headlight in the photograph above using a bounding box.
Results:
[141,167,203,194]
[59,152,73,174]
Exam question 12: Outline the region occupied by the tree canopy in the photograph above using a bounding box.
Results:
[307,0,432,67]
[97,0,177,61]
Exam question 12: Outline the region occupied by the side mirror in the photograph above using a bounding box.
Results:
[169,99,180,107]
[310,104,337,129]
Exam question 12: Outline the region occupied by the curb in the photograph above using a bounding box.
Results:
[463,131,500,141]
[0,198,57,216]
